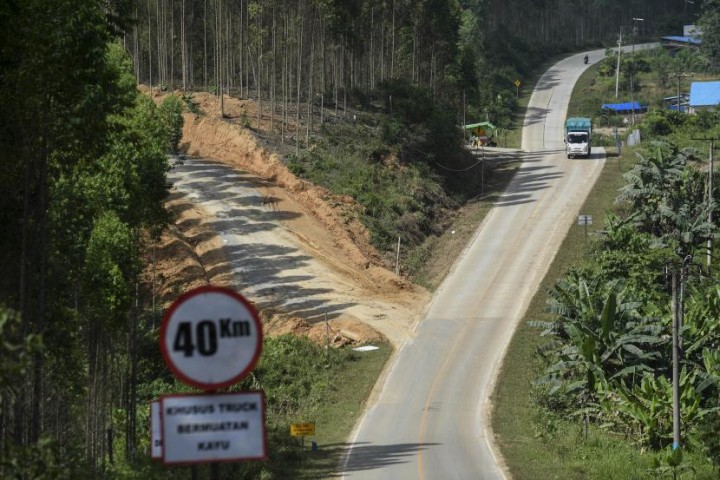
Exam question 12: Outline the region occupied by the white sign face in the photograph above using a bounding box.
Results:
[578,215,593,225]
[151,401,162,459]
[160,286,263,389]
[161,392,267,464]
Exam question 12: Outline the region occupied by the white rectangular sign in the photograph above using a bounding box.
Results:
[151,401,163,459]
[161,391,267,464]
[578,215,593,225]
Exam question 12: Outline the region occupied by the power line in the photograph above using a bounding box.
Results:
[433,157,485,172]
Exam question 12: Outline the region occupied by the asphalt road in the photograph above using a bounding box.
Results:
[341,48,613,479]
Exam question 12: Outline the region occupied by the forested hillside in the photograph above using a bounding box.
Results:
[1,0,716,478]
[126,0,700,128]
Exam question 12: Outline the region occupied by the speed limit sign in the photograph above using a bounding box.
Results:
[160,285,263,390]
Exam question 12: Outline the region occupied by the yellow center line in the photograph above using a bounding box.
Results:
[416,165,548,479]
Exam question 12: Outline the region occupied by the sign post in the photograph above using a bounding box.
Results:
[158,285,266,471]
[514,79,521,98]
[578,214,593,240]
[290,423,316,447]
[151,401,162,460]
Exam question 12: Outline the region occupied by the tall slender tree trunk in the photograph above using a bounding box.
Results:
[181,0,186,90]
[270,6,276,133]
[306,9,314,147]
[391,1,395,79]
[296,5,303,154]
[203,0,207,90]
[148,0,152,93]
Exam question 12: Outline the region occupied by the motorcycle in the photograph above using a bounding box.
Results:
[583,55,589,64]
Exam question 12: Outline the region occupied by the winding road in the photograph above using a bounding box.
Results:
[341,48,613,479]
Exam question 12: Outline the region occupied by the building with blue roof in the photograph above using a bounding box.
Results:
[661,35,702,47]
[661,25,702,54]
[689,81,720,113]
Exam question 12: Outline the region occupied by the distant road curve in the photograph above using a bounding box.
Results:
[340,46,654,479]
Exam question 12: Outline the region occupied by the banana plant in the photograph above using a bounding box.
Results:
[606,368,716,447]
[533,274,665,411]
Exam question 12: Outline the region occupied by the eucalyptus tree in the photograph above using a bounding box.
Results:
[0,1,182,474]
[698,0,720,70]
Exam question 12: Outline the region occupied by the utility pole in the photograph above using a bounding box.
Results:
[710,141,716,270]
[615,29,623,99]
[667,255,698,450]
[692,137,719,269]
[630,18,644,124]
[671,267,681,449]
[674,72,693,112]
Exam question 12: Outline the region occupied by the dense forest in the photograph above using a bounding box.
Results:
[1,0,718,478]
[124,0,703,128]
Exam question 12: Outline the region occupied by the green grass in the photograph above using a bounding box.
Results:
[491,60,717,479]
[409,156,520,290]
[291,343,393,479]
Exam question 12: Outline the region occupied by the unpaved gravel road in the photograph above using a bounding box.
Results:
[167,158,430,346]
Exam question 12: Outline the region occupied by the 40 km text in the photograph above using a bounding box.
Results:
[173,319,252,357]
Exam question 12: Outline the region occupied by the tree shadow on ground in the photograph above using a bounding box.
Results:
[169,157,358,322]
[287,441,440,479]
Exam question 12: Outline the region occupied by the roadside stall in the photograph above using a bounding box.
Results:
[464,121,497,148]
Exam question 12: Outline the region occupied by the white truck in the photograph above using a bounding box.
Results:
[565,117,592,159]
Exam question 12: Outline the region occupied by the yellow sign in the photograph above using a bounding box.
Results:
[514,79,521,88]
[290,423,316,437]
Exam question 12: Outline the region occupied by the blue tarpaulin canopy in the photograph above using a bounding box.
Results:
[689,81,720,107]
[601,101,647,114]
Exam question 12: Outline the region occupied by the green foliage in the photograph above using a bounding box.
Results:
[158,95,185,153]
[616,142,712,257]
[0,436,89,480]
[694,411,720,469]
[530,135,720,467]
[83,211,134,318]
[648,447,697,480]
[532,275,665,418]
[243,335,335,418]
[0,308,42,407]
[0,2,183,476]
[181,92,203,115]
[287,111,463,253]
[641,110,674,137]
[533,108,720,455]
[698,0,720,70]
[124,335,390,479]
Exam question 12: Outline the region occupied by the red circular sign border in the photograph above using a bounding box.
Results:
[159,285,263,391]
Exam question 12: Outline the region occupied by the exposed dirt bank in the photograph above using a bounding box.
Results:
[143,89,430,347]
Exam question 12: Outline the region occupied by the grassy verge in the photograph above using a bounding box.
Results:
[491,62,716,479]
[293,343,392,479]
[410,156,520,290]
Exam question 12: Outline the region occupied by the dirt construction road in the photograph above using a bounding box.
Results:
[166,156,430,346]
